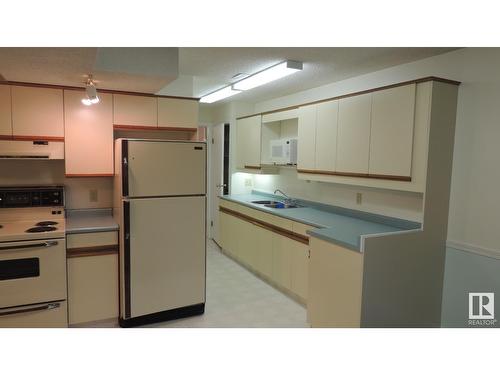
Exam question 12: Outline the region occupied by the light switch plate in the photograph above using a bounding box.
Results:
[356,192,362,205]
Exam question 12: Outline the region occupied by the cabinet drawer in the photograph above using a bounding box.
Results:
[66,231,118,249]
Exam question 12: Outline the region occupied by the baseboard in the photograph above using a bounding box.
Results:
[446,240,500,260]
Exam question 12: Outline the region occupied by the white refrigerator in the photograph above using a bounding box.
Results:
[114,139,206,327]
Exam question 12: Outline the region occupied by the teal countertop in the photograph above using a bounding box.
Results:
[220,192,421,251]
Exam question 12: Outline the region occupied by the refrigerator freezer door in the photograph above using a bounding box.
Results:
[126,140,206,197]
[124,196,206,319]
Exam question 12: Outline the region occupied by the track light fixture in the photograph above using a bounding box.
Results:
[81,75,100,106]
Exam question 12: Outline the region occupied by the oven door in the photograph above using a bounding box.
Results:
[0,238,66,309]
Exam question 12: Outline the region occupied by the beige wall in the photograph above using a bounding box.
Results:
[0,160,113,209]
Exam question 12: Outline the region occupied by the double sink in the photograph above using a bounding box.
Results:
[251,200,302,209]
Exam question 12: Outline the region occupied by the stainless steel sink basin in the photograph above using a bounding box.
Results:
[251,200,281,205]
[251,200,301,209]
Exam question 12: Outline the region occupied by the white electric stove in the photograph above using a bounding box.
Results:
[0,186,68,327]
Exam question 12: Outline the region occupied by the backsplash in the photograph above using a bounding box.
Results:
[232,168,424,222]
[0,160,113,209]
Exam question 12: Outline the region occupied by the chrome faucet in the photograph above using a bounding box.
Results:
[274,189,295,206]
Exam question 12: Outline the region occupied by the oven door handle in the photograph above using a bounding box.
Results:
[0,302,61,317]
[0,240,58,252]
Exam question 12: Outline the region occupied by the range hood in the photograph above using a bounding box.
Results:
[0,140,64,159]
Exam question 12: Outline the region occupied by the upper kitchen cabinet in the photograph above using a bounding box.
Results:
[315,100,339,172]
[113,94,157,128]
[297,105,316,170]
[297,100,338,172]
[11,85,64,139]
[157,97,199,130]
[336,92,372,174]
[235,115,262,170]
[64,90,114,176]
[0,85,12,137]
[369,83,416,179]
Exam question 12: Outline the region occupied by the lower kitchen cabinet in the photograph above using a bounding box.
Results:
[66,231,119,326]
[252,224,273,279]
[67,254,119,325]
[219,201,310,304]
[308,237,364,327]
[271,234,292,290]
[290,241,309,300]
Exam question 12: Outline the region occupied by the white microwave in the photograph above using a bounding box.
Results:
[270,138,298,165]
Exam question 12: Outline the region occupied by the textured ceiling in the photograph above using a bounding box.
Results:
[0,47,458,102]
[172,47,458,103]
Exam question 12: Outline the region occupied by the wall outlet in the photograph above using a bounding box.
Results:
[89,189,98,203]
[244,178,252,187]
[356,192,362,205]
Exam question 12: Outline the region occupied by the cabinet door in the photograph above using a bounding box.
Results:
[237,219,254,266]
[369,84,416,177]
[236,115,262,169]
[11,86,64,138]
[336,93,372,174]
[158,97,198,130]
[308,238,364,327]
[64,90,113,176]
[271,233,292,290]
[290,241,309,300]
[252,223,273,278]
[113,94,157,128]
[219,211,238,257]
[297,105,317,170]
[0,85,12,137]
[67,254,119,325]
[315,100,338,172]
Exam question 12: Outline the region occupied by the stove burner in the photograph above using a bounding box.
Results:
[26,226,57,233]
[36,221,58,226]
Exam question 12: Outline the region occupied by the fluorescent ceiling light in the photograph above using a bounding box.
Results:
[200,86,242,104]
[232,60,303,91]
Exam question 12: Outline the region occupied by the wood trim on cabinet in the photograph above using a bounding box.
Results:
[0,80,199,101]
[0,135,13,140]
[157,126,198,132]
[236,76,461,120]
[243,165,262,170]
[297,169,412,182]
[65,174,114,177]
[11,135,64,142]
[219,206,309,245]
[66,245,119,258]
[113,124,198,132]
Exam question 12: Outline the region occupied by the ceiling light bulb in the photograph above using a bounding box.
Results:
[82,75,100,105]
[200,86,242,104]
[232,60,303,91]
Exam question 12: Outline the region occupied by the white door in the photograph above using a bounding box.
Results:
[210,123,225,244]
[126,196,206,318]
[126,140,206,197]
